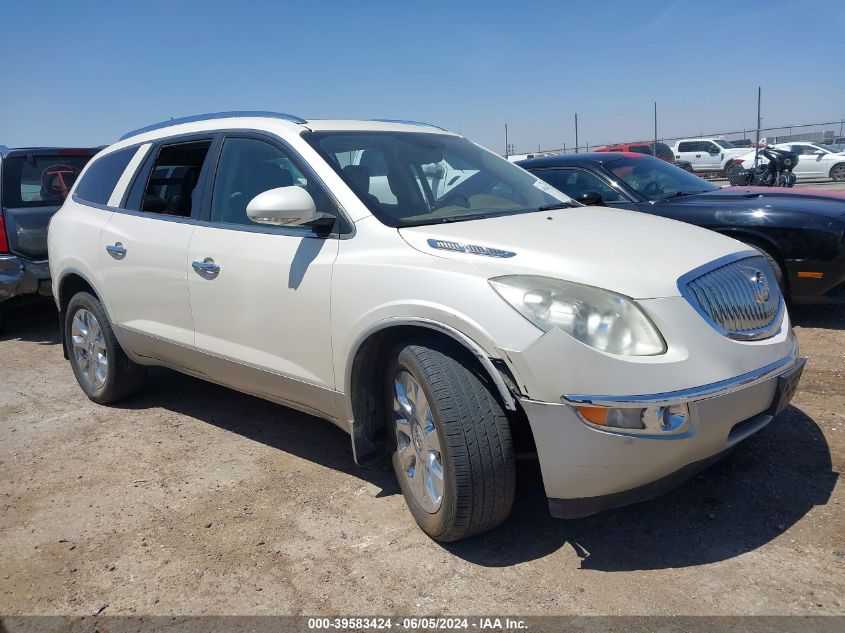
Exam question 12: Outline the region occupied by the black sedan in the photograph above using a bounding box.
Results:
[519,152,845,305]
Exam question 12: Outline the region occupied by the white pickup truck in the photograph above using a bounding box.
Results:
[672,138,749,175]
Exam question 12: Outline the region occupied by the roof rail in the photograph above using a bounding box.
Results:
[120,111,307,140]
[369,119,446,131]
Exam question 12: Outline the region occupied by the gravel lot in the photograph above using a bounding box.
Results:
[1,184,843,616]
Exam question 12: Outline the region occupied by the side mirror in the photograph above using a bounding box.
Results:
[576,190,604,206]
[246,186,333,228]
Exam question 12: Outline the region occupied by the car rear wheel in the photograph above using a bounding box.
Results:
[830,163,845,182]
[386,337,515,542]
[65,292,145,404]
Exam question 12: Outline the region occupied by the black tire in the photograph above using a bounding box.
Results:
[385,337,515,542]
[65,291,145,403]
[726,163,748,185]
[683,163,695,173]
[744,243,787,300]
[830,163,845,182]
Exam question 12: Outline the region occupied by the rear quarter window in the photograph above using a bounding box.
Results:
[74,148,136,206]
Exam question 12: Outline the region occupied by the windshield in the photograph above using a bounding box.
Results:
[1,154,92,208]
[714,139,736,149]
[303,131,572,227]
[605,156,719,201]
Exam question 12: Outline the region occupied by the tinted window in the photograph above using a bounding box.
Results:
[2,153,94,208]
[629,145,652,155]
[129,141,210,216]
[532,168,622,202]
[677,142,695,152]
[714,139,736,149]
[210,137,331,228]
[606,156,719,201]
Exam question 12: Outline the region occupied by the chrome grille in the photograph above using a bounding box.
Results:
[680,255,783,340]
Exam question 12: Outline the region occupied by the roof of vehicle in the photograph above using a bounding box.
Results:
[0,146,101,159]
[119,111,452,142]
[517,151,651,169]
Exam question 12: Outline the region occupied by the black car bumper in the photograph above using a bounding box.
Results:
[0,255,52,304]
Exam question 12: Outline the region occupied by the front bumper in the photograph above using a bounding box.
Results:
[521,346,805,518]
[0,255,52,304]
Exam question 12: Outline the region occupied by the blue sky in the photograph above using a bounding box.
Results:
[1,0,843,153]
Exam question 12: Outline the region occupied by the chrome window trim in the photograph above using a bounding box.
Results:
[563,339,800,407]
[676,250,785,341]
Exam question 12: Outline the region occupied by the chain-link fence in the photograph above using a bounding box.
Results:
[508,119,845,160]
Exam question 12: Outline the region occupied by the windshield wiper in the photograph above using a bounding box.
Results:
[537,202,575,211]
[659,191,705,201]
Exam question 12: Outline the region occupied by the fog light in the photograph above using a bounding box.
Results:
[576,404,689,434]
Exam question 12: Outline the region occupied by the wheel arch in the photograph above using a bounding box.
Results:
[56,270,112,360]
[344,318,521,466]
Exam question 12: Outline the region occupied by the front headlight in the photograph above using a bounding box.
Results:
[489,275,666,356]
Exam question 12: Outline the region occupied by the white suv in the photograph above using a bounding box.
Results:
[673,138,749,174]
[49,112,804,541]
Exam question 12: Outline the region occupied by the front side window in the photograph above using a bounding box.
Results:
[605,156,719,201]
[128,141,211,217]
[714,139,736,149]
[209,137,331,227]
[303,131,571,227]
[532,168,623,202]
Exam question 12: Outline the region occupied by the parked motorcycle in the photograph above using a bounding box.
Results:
[727,147,799,187]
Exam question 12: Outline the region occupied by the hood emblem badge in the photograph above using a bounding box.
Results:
[427,238,516,258]
[740,265,771,303]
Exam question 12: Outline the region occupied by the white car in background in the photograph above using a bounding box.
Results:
[48,112,804,541]
[672,138,749,174]
[738,142,845,181]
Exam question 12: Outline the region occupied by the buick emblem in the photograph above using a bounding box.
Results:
[743,266,770,303]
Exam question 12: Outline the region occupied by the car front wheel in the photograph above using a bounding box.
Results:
[830,163,845,182]
[386,338,515,541]
[65,291,145,403]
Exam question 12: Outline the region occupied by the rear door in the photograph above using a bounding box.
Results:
[185,133,341,416]
[1,150,95,260]
[98,136,215,362]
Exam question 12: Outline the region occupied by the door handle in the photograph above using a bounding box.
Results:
[192,258,220,276]
[106,242,127,259]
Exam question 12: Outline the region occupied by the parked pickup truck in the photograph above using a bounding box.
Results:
[672,138,749,175]
[0,146,100,331]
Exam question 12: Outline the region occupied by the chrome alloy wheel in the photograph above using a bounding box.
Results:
[393,370,444,513]
[70,308,108,389]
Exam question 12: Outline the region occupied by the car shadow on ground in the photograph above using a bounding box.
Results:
[446,404,837,570]
[118,367,836,572]
[0,299,60,345]
[116,366,402,498]
[790,304,845,331]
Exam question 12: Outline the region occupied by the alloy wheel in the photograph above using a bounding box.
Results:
[70,308,108,389]
[393,370,444,513]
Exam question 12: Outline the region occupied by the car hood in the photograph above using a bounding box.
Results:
[673,187,845,218]
[398,207,746,299]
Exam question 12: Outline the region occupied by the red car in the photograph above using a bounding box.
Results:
[594,141,694,172]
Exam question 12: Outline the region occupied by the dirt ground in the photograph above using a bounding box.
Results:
[0,298,842,618]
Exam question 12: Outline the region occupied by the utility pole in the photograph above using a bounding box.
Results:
[653,102,658,157]
[574,113,579,153]
[754,87,762,168]
[504,124,509,158]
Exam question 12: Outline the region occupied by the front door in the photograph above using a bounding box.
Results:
[99,138,213,362]
[186,135,340,417]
